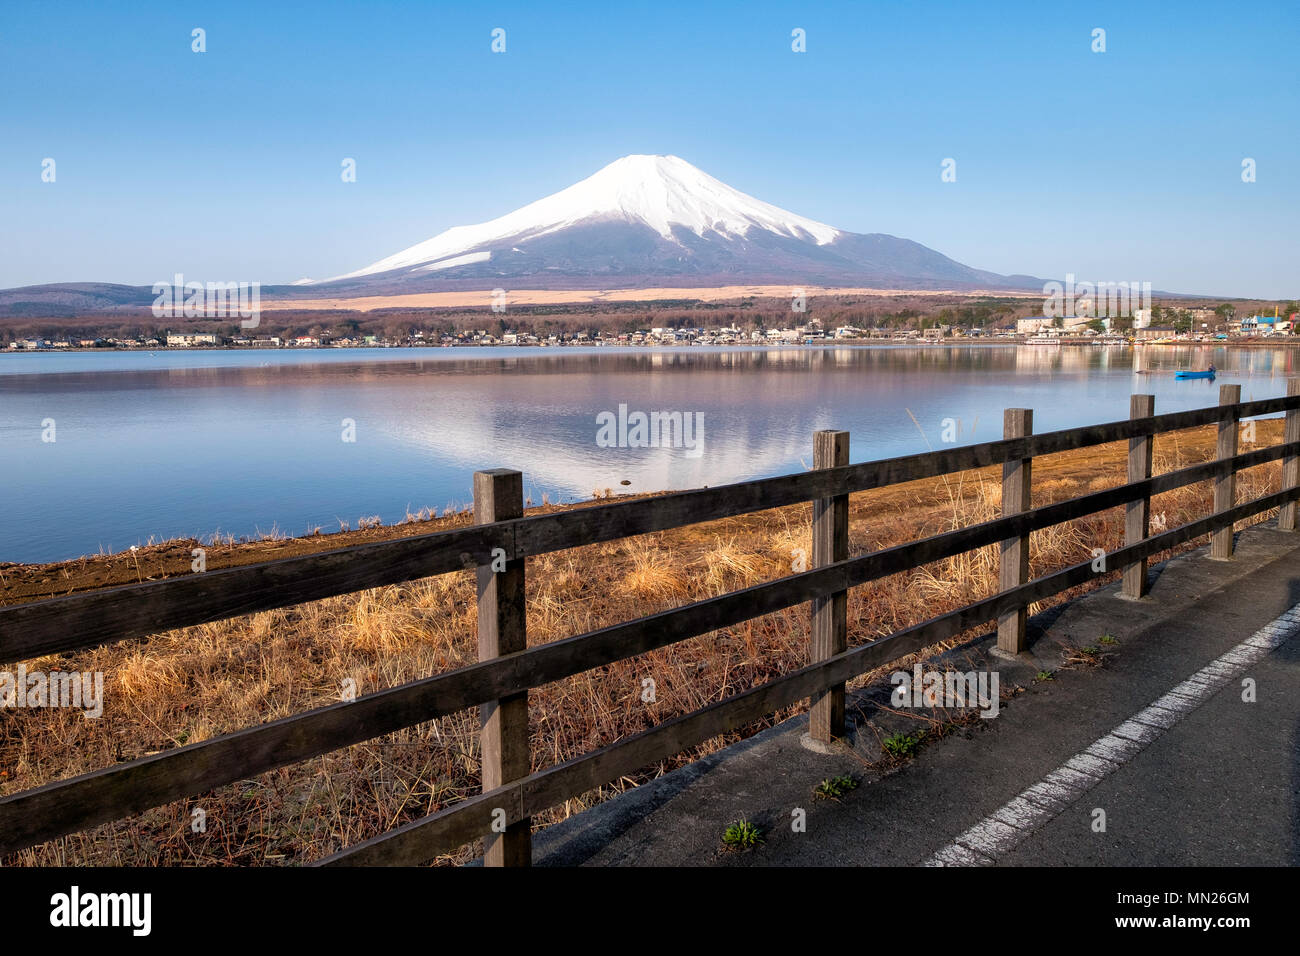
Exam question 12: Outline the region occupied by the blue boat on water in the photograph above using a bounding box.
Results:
[1175,365,1217,380]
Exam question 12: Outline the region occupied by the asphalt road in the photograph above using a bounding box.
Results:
[534,522,1300,866]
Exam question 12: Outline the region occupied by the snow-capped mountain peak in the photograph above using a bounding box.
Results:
[326,154,842,281]
[561,154,843,244]
[298,154,1035,293]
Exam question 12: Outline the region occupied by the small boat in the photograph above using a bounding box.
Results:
[1175,365,1217,380]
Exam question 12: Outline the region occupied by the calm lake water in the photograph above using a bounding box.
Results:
[3,344,1296,564]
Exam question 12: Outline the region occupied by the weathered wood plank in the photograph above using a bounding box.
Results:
[998,409,1032,653]
[0,523,510,662]
[474,469,531,867]
[1212,385,1242,560]
[1123,395,1156,599]
[810,429,850,742]
[1279,380,1300,531]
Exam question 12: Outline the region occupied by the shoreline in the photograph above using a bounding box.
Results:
[1,419,1277,607]
[4,338,1299,355]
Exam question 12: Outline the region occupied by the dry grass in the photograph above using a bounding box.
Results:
[0,420,1285,866]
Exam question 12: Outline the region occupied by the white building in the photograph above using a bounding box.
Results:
[165,332,219,347]
[1017,317,1053,334]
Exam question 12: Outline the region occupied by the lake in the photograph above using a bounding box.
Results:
[2,344,1296,564]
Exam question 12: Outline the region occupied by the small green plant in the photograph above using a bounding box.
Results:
[722,818,764,850]
[815,774,859,800]
[1099,634,1118,645]
[1036,670,1055,682]
[882,730,926,759]
[1080,645,1099,657]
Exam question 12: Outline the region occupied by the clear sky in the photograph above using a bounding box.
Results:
[2,0,1296,298]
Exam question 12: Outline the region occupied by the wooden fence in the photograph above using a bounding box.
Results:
[2,382,1299,865]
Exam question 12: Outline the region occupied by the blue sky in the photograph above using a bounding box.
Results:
[2,0,1296,298]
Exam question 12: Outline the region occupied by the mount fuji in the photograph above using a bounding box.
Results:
[303,155,1040,294]
[0,155,1043,316]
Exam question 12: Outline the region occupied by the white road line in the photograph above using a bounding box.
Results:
[921,603,1300,866]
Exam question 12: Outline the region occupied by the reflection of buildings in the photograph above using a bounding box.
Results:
[1013,343,1116,375]
[1128,343,1294,380]
[1014,344,1062,372]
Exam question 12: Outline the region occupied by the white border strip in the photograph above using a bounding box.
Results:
[920,603,1300,866]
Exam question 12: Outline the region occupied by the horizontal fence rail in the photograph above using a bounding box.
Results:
[2,387,1298,863]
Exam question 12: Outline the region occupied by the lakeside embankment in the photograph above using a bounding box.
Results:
[4,337,1300,355]
[0,420,1285,865]
[0,417,1279,603]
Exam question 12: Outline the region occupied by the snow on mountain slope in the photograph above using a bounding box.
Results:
[326,155,843,282]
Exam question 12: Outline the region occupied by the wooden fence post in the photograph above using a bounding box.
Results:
[997,409,1033,653]
[1122,395,1155,599]
[810,429,849,743]
[474,468,530,866]
[1279,379,1300,531]
[1211,385,1241,560]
